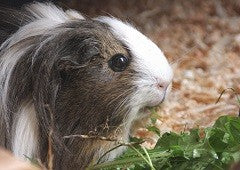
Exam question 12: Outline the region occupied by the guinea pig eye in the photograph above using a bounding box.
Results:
[108,54,129,72]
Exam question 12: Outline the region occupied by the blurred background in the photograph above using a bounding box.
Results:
[1,0,240,138]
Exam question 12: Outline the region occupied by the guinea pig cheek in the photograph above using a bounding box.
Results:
[129,71,172,111]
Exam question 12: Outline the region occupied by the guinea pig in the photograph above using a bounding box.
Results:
[0,2,173,169]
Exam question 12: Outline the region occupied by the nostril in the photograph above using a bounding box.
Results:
[155,77,172,90]
[156,81,170,90]
[157,83,164,89]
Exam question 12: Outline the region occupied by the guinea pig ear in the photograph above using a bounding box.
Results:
[57,57,87,79]
[58,57,80,70]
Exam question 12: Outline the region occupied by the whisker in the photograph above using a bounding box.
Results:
[169,45,197,66]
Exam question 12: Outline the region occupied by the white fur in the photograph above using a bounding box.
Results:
[12,102,39,159]
[25,3,81,22]
[66,10,85,20]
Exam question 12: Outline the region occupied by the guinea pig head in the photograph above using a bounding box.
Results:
[52,18,173,138]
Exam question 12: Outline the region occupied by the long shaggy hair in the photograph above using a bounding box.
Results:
[0,2,173,169]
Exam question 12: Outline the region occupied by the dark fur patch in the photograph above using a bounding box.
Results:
[0,6,35,45]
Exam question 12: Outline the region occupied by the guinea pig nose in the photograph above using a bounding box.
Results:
[157,83,164,89]
[156,80,170,90]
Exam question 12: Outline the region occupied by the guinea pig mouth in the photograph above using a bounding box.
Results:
[150,90,166,106]
[145,98,164,108]
[140,91,167,111]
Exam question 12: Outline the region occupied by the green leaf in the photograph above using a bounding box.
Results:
[179,129,200,148]
[192,149,204,158]
[91,116,240,170]
[213,116,237,130]
[207,128,228,152]
[221,152,233,164]
[228,120,240,143]
[129,137,145,143]
[171,146,184,157]
[147,126,161,136]
[232,152,240,161]
[150,117,157,124]
[156,132,181,149]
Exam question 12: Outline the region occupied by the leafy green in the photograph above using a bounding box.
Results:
[89,116,240,170]
[147,126,161,137]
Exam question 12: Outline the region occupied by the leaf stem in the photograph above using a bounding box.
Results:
[129,145,152,168]
[141,146,156,170]
[88,151,170,169]
[96,144,123,164]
